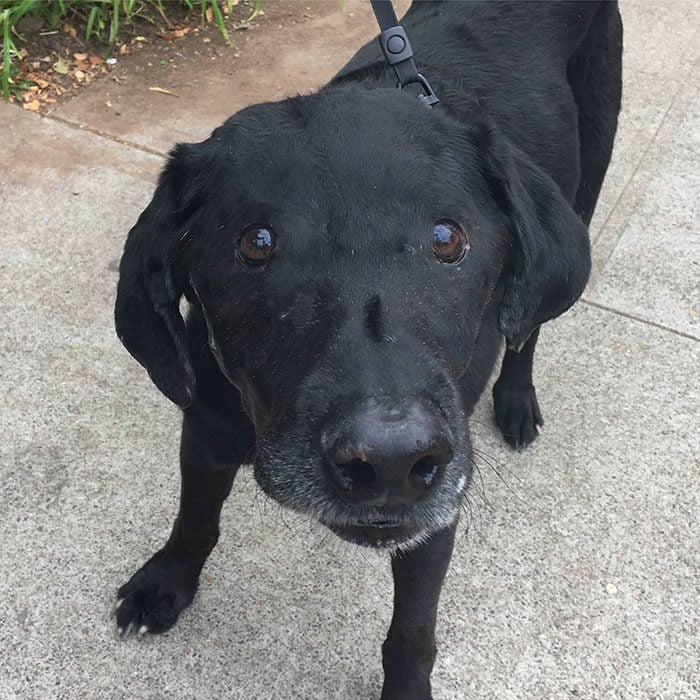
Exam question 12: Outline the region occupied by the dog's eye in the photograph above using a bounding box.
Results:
[236,225,277,266]
[432,220,469,264]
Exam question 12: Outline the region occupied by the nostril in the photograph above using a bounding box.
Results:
[409,456,442,489]
[333,458,376,492]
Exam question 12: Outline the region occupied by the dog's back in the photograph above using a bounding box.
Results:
[336,0,622,211]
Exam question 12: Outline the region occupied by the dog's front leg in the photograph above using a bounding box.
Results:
[381,522,457,700]
[116,404,254,636]
[493,327,544,448]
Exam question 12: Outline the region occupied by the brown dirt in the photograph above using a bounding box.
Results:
[8,0,262,113]
[10,0,410,157]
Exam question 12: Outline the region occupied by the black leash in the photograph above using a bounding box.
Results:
[370,0,439,107]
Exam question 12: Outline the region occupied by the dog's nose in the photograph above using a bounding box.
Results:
[321,402,453,507]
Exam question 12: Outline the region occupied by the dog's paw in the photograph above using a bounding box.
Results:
[115,550,199,638]
[492,380,544,449]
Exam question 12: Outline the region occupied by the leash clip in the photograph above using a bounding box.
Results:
[399,73,439,107]
[371,0,439,108]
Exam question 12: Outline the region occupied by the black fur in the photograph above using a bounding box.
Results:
[114,2,622,696]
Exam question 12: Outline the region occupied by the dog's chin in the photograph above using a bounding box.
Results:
[326,521,435,550]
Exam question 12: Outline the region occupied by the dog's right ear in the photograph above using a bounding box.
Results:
[115,143,205,408]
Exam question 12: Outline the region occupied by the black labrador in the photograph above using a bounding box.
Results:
[114,1,622,696]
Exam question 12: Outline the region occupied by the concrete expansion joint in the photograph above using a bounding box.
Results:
[579,299,700,342]
[44,112,168,160]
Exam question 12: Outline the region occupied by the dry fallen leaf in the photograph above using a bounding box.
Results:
[89,55,103,66]
[73,52,88,61]
[53,58,70,74]
[73,70,86,82]
[158,26,194,41]
[149,86,179,97]
[205,6,214,22]
[23,99,41,112]
[63,23,77,38]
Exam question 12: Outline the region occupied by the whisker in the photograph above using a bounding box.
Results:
[251,483,266,525]
[472,446,530,491]
[459,499,474,538]
[466,416,500,433]
[463,485,485,536]
[277,504,295,534]
[310,520,334,552]
[471,447,547,513]
[468,457,492,509]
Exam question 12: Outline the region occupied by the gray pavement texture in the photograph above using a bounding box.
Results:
[1,1,698,698]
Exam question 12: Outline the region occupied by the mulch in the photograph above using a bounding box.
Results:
[7,1,256,114]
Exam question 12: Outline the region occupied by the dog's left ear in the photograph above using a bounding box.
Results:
[477,126,591,351]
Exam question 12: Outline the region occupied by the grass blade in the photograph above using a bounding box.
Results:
[109,0,119,46]
[1,9,13,102]
[86,5,99,40]
[247,0,263,23]
[210,0,230,44]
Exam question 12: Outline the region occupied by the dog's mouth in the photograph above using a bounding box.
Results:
[327,520,424,549]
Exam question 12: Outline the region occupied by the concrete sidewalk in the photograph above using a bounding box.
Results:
[1,1,698,698]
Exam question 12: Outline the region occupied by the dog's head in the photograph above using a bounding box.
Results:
[116,87,589,548]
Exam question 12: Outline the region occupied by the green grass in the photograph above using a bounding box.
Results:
[0,0,250,102]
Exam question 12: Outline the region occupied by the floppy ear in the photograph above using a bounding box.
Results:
[115,143,205,407]
[478,127,591,352]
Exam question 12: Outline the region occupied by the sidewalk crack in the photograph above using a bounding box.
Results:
[579,299,699,342]
[43,113,168,159]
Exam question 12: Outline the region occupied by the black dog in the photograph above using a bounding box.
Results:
[114,2,621,697]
